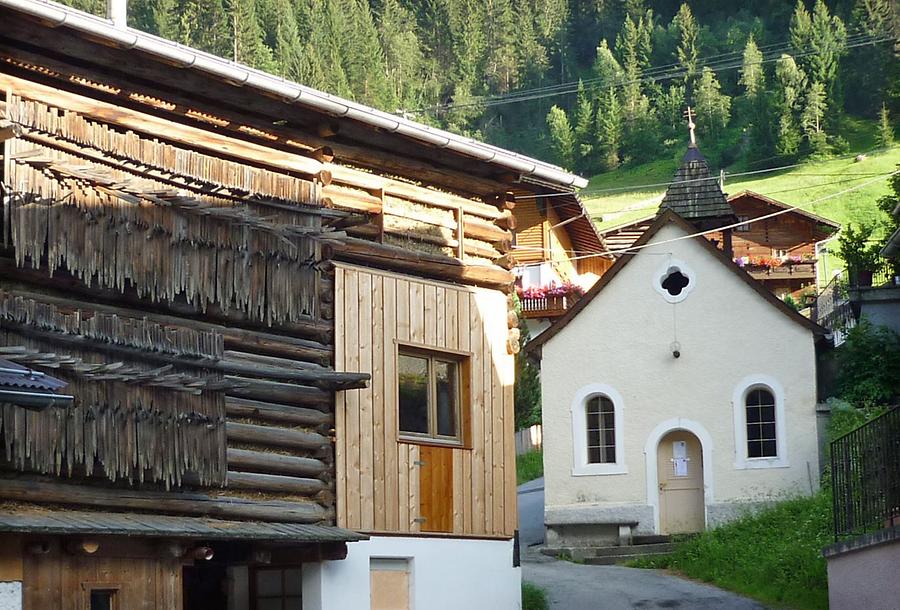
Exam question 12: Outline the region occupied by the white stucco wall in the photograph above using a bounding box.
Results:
[304,536,520,610]
[0,583,21,610]
[540,221,820,534]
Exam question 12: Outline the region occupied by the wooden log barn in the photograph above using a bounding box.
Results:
[0,1,589,608]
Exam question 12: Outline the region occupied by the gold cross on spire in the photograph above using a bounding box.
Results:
[684,106,696,145]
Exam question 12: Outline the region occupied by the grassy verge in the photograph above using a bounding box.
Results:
[628,493,832,610]
[516,450,543,485]
[521,581,549,610]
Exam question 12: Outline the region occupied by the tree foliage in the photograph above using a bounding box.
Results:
[834,319,900,409]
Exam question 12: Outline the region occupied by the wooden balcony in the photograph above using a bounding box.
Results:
[520,295,575,318]
[744,261,817,281]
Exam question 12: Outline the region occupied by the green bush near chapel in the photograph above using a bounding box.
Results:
[521,582,549,610]
[628,493,832,610]
[516,450,544,485]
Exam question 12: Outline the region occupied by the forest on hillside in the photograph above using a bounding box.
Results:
[62,0,897,174]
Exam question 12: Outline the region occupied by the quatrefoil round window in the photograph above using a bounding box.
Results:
[653,260,695,303]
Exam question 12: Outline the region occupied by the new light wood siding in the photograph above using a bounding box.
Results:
[334,264,517,538]
[513,198,546,264]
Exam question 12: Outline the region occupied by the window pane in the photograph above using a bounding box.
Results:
[586,396,615,464]
[256,570,283,597]
[90,591,114,610]
[748,440,763,458]
[747,406,761,423]
[748,423,761,441]
[285,597,303,610]
[399,354,429,434]
[761,440,777,457]
[435,360,458,437]
[283,569,302,596]
[761,423,776,441]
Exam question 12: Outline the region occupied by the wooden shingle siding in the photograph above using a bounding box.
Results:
[334,264,516,538]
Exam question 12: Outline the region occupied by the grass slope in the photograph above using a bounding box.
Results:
[516,450,544,485]
[629,493,832,610]
[583,118,898,240]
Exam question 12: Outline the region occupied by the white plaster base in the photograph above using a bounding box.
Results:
[303,536,520,610]
[0,582,22,610]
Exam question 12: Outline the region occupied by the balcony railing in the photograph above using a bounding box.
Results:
[520,295,574,318]
[831,407,900,539]
[745,261,818,279]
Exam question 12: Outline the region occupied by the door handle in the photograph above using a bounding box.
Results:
[659,482,666,490]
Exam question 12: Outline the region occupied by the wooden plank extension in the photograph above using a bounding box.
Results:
[333,264,516,538]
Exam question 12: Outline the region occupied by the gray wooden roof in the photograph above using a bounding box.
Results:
[660,145,733,221]
[0,510,367,542]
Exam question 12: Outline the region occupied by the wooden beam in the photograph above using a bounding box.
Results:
[227,448,327,478]
[226,471,325,495]
[225,397,332,427]
[0,120,22,142]
[225,377,332,409]
[226,422,329,451]
[0,72,332,184]
[0,476,328,522]
[332,237,514,291]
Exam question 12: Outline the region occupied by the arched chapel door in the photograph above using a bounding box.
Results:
[656,430,705,534]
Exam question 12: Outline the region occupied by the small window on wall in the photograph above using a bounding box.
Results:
[252,567,302,610]
[746,388,777,458]
[736,215,751,232]
[89,590,117,610]
[398,348,465,443]
[586,396,616,464]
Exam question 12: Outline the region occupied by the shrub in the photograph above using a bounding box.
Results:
[834,319,900,408]
[522,582,549,610]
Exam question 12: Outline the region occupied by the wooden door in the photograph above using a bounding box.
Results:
[417,445,453,533]
[370,559,410,610]
[657,430,705,534]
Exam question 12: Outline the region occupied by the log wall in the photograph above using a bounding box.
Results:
[333,264,517,539]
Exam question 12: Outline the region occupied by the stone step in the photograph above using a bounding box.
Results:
[590,542,674,557]
[633,534,670,545]
[585,553,667,566]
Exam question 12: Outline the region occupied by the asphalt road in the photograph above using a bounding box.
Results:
[517,478,767,609]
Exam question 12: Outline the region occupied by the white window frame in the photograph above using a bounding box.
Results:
[652,258,696,304]
[736,215,751,232]
[732,375,789,469]
[571,383,626,476]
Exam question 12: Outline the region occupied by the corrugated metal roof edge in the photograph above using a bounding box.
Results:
[1,0,587,190]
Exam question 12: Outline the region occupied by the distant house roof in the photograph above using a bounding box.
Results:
[552,192,607,254]
[0,0,585,190]
[728,190,841,231]
[660,145,734,221]
[597,214,656,253]
[525,210,826,357]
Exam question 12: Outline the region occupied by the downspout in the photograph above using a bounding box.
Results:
[106,0,125,28]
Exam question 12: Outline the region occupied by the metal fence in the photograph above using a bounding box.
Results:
[812,272,855,345]
[831,407,900,539]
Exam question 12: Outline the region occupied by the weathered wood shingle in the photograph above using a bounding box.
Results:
[660,145,733,221]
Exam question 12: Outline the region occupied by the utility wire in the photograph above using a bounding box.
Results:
[407,32,894,114]
[511,170,899,265]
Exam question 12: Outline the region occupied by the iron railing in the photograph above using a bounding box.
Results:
[831,407,900,539]
[812,272,855,342]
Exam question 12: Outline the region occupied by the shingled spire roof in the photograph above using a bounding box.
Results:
[660,143,734,222]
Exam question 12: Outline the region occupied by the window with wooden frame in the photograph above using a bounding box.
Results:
[251,566,302,610]
[745,388,777,458]
[736,215,751,232]
[398,347,466,444]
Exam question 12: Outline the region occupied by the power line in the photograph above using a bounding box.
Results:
[512,170,899,265]
[408,33,894,114]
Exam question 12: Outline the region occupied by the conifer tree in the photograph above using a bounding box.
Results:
[593,40,624,86]
[229,0,275,71]
[774,54,807,157]
[572,82,595,171]
[172,0,231,57]
[846,0,893,115]
[596,89,623,170]
[801,81,829,156]
[878,103,894,148]
[656,84,686,138]
[739,35,765,99]
[379,0,426,110]
[695,67,731,137]
[674,3,699,99]
[546,105,576,169]
[617,15,644,119]
[483,0,519,93]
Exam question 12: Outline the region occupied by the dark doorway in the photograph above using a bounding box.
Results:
[183,563,228,610]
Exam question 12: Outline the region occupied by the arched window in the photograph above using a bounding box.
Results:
[571,384,626,475]
[746,388,777,458]
[586,396,616,464]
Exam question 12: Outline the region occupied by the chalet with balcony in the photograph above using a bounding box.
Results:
[512,193,610,326]
[712,191,840,299]
[0,1,588,608]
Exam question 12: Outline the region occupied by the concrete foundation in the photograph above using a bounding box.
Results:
[824,527,900,610]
